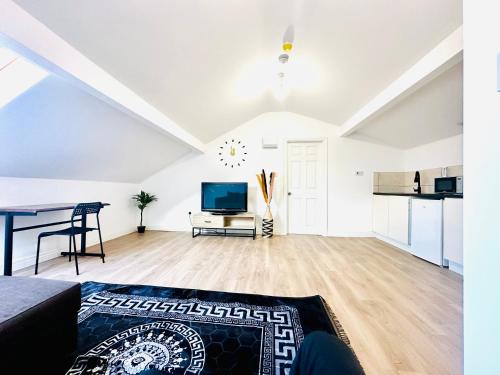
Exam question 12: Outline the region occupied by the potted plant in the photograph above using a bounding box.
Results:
[131,191,158,233]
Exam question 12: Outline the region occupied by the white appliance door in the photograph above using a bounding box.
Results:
[410,199,443,265]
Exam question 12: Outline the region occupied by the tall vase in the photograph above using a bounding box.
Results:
[262,205,273,238]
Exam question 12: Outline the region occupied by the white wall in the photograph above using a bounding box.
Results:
[0,177,138,272]
[403,134,463,171]
[463,1,500,373]
[0,74,192,182]
[142,112,404,236]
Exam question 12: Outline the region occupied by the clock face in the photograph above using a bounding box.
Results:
[218,139,247,168]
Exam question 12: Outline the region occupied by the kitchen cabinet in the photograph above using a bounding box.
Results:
[373,195,409,245]
[373,193,460,269]
[443,198,463,267]
[373,195,389,236]
[388,196,410,245]
[410,199,443,266]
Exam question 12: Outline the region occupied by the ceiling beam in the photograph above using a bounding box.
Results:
[0,1,205,153]
[338,26,463,137]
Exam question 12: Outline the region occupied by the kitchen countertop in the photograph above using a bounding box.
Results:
[373,192,463,199]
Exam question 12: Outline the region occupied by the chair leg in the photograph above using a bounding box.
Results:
[98,227,105,263]
[96,215,105,263]
[35,236,41,275]
[72,234,79,275]
[68,236,72,262]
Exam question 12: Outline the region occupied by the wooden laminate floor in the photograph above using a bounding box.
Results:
[15,231,463,375]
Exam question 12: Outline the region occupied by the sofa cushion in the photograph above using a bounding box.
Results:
[0,275,80,335]
[0,276,81,373]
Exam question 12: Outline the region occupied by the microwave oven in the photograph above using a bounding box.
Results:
[434,176,463,194]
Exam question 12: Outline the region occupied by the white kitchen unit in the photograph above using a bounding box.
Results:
[388,196,410,244]
[373,194,410,245]
[443,198,463,274]
[410,199,443,266]
[373,195,389,236]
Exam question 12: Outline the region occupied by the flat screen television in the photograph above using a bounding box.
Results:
[201,182,248,214]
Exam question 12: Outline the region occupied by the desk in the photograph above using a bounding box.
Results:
[0,203,110,276]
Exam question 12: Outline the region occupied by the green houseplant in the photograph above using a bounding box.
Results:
[132,191,158,233]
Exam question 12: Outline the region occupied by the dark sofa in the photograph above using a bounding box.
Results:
[0,276,81,374]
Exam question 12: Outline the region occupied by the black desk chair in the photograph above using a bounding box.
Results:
[35,202,105,275]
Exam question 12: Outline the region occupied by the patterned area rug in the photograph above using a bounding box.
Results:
[66,281,350,375]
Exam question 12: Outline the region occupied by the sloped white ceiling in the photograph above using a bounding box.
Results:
[13,0,462,142]
[0,75,191,182]
[352,62,463,148]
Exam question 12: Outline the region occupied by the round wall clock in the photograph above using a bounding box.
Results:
[218,139,247,168]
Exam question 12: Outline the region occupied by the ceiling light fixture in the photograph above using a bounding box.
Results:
[272,38,293,102]
[282,42,293,53]
[235,26,315,101]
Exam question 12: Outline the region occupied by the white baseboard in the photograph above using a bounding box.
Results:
[374,234,412,253]
[447,260,463,275]
[149,227,370,238]
[12,227,135,272]
[146,225,186,232]
[13,247,62,271]
[327,231,375,238]
[147,226,288,236]
[375,234,456,271]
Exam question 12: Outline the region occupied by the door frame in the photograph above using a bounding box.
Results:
[283,138,328,236]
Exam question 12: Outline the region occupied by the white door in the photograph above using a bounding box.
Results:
[287,141,327,235]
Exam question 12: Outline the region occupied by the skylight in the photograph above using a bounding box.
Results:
[0,47,49,108]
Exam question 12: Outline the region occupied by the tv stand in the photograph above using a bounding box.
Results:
[192,212,256,240]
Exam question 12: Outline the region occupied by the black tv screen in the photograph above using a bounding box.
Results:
[201,182,248,213]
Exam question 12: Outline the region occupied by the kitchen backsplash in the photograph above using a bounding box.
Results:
[373,165,463,194]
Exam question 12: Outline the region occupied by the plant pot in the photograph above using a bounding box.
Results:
[137,226,146,233]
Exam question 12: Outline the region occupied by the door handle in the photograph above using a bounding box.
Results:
[288,192,292,196]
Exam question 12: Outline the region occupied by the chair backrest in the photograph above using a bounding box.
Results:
[71,202,103,221]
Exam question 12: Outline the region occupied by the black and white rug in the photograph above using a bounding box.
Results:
[66,281,350,375]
